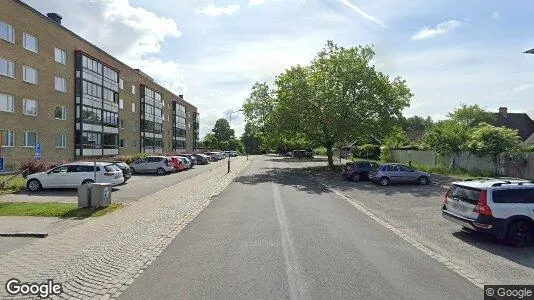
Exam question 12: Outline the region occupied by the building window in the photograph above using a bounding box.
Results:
[54,105,66,120]
[0,20,15,43]
[0,57,14,78]
[132,103,136,113]
[1,130,14,147]
[23,98,38,116]
[23,33,38,53]
[0,93,14,112]
[119,99,124,109]
[55,76,67,92]
[132,85,136,94]
[23,65,39,84]
[119,139,124,148]
[54,48,67,65]
[119,79,124,89]
[119,118,124,129]
[55,133,67,148]
[24,131,38,147]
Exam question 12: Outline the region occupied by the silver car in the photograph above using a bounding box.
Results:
[369,163,431,186]
[129,156,175,175]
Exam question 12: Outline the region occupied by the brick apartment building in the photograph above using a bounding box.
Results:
[0,0,199,171]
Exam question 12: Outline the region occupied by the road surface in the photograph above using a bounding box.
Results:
[121,156,481,299]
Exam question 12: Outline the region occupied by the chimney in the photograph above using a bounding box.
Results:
[47,13,62,25]
[178,95,184,99]
[499,107,508,117]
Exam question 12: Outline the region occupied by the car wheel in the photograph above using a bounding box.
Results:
[418,176,430,185]
[505,221,533,247]
[351,173,360,182]
[379,177,390,186]
[130,167,136,174]
[156,168,166,175]
[27,179,42,192]
[82,179,94,185]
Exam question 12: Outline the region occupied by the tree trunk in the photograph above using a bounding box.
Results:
[326,144,334,168]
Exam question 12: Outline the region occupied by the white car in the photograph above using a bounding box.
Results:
[442,178,534,247]
[26,162,124,192]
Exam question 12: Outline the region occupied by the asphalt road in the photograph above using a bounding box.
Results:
[121,156,481,299]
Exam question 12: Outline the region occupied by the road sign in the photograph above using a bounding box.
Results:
[34,143,41,159]
[0,157,4,172]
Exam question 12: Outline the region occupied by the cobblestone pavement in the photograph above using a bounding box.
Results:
[0,156,252,299]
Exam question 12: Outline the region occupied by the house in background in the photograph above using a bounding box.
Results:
[493,107,534,145]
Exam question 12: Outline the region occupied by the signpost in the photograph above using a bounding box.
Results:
[34,143,41,160]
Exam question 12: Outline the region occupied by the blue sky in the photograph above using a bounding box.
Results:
[23,0,534,138]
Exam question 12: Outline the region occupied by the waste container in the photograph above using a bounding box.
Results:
[77,184,92,208]
[91,183,112,207]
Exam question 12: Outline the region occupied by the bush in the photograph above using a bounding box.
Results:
[352,144,380,160]
[313,147,328,156]
[20,160,55,176]
[111,153,147,164]
[379,147,393,162]
[522,145,534,152]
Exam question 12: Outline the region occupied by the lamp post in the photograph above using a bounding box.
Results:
[227,109,243,173]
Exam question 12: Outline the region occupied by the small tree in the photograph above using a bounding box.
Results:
[447,104,495,127]
[465,123,522,174]
[382,127,408,149]
[423,120,469,168]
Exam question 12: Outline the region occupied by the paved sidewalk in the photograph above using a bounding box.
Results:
[0,156,252,299]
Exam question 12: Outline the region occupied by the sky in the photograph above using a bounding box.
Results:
[22,0,534,138]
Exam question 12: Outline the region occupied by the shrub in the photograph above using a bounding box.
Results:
[352,144,380,160]
[522,145,534,152]
[379,147,393,162]
[111,153,147,164]
[20,160,55,176]
[313,147,328,156]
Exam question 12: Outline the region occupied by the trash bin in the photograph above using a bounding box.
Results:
[90,183,112,207]
[77,184,92,208]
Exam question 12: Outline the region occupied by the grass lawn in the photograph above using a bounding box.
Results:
[0,174,26,194]
[0,202,123,218]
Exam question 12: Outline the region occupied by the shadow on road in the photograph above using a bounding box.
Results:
[452,231,534,269]
[234,168,331,195]
[263,157,329,163]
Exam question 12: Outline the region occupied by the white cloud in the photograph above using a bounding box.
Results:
[337,0,387,28]
[491,11,500,19]
[195,3,240,16]
[249,0,265,5]
[411,19,462,40]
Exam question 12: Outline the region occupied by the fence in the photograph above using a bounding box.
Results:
[390,150,534,180]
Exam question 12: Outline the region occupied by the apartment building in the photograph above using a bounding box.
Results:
[0,0,199,171]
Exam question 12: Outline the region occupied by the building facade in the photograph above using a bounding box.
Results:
[0,0,199,171]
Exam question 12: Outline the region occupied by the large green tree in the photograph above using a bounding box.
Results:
[212,118,235,142]
[269,41,412,166]
[447,104,495,127]
[240,122,262,154]
[466,123,522,160]
[400,116,433,132]
[202,133,218,150]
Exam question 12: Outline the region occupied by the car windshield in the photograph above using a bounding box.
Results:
[115,162,128,168]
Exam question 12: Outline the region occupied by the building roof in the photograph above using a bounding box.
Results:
[493,112,534,141]
[524,132,534,145]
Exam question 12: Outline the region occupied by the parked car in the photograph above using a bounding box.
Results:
[216,152,225,160]
[176,156,192,169]
[369,163,431,186]
[194,154,210,165]
[26,162,124,192]
[129,156,174,175]
[230,151,238,157]
[442,179,534,247]
[291,149,313,158]
[181,154,197,166]
[342,161,380,182]
[204,152,219,161]
[170,156,187,172]
[111,161,132,183]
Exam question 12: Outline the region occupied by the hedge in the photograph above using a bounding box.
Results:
[352,144,381,160]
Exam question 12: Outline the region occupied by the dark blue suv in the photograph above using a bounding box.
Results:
[341,161,380,182]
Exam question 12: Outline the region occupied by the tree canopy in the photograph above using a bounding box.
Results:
[447,104,495,127]
[244,41,412,166]
[465,123,522,159]
[423,120,469,157]
[212,118,235,141]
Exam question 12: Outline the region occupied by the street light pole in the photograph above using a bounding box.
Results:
[227,109,243,174]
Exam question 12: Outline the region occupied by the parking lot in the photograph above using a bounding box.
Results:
[275,157,534,286]
[0,159,230,204]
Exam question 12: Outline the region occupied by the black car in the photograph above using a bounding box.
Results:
[341,161,380,182]
[111,161,132,183]
[181,154,197,166]
[194,154,209,165]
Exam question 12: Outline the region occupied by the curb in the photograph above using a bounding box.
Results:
[0,232,48,238]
